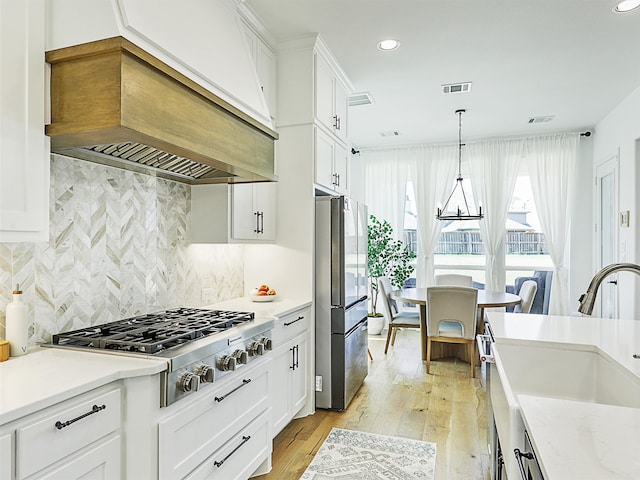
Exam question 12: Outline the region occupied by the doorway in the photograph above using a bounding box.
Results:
[595,153,619,318]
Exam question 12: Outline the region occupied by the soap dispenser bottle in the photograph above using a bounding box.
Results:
[6,284,29,356]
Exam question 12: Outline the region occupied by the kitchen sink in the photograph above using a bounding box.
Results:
[490,341,640,479]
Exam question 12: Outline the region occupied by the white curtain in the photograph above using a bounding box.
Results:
[526,134,579,315]
[468,140,523,292]
[362,149,409,240]
[409,145,457,287]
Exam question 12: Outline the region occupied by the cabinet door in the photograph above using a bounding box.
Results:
[0,0,50,242]
[314,54,335,133]
[315,128,335,191]
[291,335,309,416]
[333,142,349,195]
[334,79,348,142]
[256,41,277,120]
[1,432,11,479]
[270,345,292,436]
[253,182,276,241]
[33,435,120,480]
[231,183,258,240]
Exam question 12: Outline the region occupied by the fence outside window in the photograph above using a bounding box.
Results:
[403,230,548,255]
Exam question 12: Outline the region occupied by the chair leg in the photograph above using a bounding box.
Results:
[426,338,432,374]
[469,342,475,378]
[368,348,373,361]
[384,326,393,354]
[391,327,398,345]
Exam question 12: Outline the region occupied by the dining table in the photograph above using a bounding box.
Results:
[390,287,522,361]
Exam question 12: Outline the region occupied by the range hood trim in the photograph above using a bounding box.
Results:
[45,36,278,184]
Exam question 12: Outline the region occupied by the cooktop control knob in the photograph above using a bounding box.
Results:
[259,337,272,351]
[178,372,200,392]
[232,349,248,365]
[218,355,236,372]
[248,341,264,356]
[195,363,214,383]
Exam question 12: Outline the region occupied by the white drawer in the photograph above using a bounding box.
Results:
[185,410,271,480]
[158,361,270,480]
[16,387,121,479]
[272,307,311,346]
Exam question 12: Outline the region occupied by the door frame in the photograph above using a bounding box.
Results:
[595,151,619,318]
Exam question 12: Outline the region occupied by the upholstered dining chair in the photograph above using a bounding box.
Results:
[426,286,478,377]
[434,274,473,287]
[378,276,421,354]
[514,280,537,314]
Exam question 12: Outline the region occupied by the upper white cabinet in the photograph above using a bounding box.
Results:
[277,36,354,195]
[239,18,277,122]
[191,183,276,243]
[315,53,348,143]
[0,0,50,242]
[315,128,349,195]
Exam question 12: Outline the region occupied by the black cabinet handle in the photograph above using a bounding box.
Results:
[294,344,299,369]
[259,212,264,234]
[214,379,251,403]
[253,211,259,233]
[290,346,295,370]
[214,435,251,468]
[55,404,106,430]
[284,315,304,327]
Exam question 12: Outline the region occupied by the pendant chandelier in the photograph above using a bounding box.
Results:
[436,109,484,221]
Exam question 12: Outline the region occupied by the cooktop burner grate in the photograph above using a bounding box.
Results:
[52,308,255,354]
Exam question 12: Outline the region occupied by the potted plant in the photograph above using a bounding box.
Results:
[367,214,416,334]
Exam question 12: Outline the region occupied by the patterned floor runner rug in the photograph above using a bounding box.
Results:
[300,428,437,479]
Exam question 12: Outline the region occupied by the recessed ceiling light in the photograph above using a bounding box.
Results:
[377,39,400,51]
[614,0,640,12]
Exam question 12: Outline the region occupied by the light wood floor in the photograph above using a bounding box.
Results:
[255,329,490,480]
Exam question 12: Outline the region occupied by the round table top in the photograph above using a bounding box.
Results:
[390,287,521,308]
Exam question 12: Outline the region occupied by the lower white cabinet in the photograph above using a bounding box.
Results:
[271,307,311,435]
[2,385,122,480]
[158,360,271,480]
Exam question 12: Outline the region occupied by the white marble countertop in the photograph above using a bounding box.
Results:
[0,297,312,426]
[487,312,640,479]
[519,395,640,480]
[0,347,167,425]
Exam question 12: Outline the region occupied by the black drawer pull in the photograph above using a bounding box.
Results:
[55,404,106,430]
[514,448,534,480]
[214,435,251,468]
[214,379,251,403]
[284,316,304,327]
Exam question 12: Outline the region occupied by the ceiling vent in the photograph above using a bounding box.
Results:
[380,130,400,137]
[348,92,374,106]
[528,115,555,124]
[442,82,472,94]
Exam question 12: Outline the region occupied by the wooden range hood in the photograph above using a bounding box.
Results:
[45,37,278,184]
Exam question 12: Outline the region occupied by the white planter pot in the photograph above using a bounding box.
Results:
[368,315,385,335]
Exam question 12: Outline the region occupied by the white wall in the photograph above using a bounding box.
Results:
[593,85,640,320]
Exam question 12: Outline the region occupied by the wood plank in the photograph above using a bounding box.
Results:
[255,329,490,479]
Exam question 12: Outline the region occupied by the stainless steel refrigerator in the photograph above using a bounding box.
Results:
[315,195,368,410]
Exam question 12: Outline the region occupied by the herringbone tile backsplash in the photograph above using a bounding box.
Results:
[0,155,244,344]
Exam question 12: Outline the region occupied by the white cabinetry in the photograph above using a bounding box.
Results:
[240,18,277,121]
[0,0,50,242]
[315,128,349,195]
[1,432,11,479]
[158,360,271,480]
[3,386,122,480]
[191,183,276,243]
[271,307,311,435]
[315,53,348,143]
[277,36,353,195]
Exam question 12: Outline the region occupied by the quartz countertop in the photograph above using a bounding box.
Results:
[0,347,167,425]
[487,312,640,479]
[519,395,640,479]
[0,297,312,426]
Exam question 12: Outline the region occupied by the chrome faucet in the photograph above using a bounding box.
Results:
[578,263,640,315]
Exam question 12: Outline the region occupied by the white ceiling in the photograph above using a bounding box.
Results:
[244,0,640,149]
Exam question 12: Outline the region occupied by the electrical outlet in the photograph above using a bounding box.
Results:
[201,288,215,304]
[315,375,322,392]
